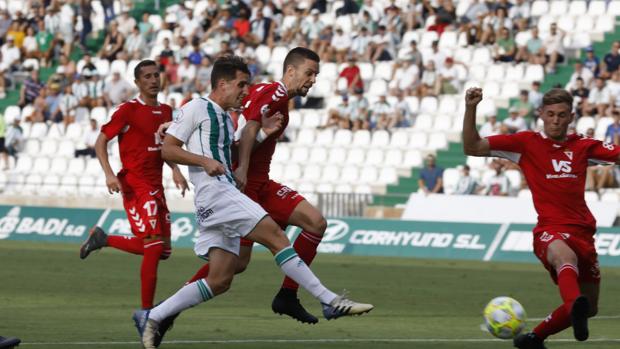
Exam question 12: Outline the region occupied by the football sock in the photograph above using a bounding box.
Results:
[141,240,164,309]
[275,246,337,304]
[149,279,213,322]
[107,235,144,255]
[533,305,571,339]
[186,263,211,284]
[282,230,322,291]
[557,264,580,313]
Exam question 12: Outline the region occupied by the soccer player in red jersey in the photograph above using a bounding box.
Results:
[184,47,327,324]
[79,60,189,311]
[463,87,619,349]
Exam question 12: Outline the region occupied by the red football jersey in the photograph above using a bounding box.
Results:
[101,97,172,190]
[487,131,620,235]
[239,81,289,181]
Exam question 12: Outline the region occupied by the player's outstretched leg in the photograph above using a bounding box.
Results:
[571,295,590,341]
[272,287,318,324]
[79,226,108,259]
[513,332,547,349]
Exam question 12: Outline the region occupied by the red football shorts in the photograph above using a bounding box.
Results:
[533,230,600,284]
[240,179,306,247]
[121,187,171,240]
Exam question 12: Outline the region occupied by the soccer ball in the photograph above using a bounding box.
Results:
[483,296,527,339]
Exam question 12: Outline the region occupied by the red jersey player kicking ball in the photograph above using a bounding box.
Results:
[79,60,189,312]
[463,87,619,349]
[184,47,330,324]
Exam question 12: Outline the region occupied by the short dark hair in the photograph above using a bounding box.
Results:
[210,55,250,89]
[282,47,320,75]
[134,59,158,79]
[542,88,573,109]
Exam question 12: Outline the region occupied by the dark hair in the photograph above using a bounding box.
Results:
[134,59,158,79]
[210,55,250,89]
[282,47,320,75]
[542,88,573,108]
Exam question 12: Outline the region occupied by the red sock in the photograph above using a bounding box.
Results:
[557,264,580,313]
[107,235,144,255]
[141,240,164,309]
[533,304,571,339]
[187,263,210,284]
[282,231,322,291]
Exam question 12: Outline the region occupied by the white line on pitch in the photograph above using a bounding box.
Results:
[528,314,620,321]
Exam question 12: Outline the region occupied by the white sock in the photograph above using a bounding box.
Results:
[149,279,214,322]
[275,246,337,304]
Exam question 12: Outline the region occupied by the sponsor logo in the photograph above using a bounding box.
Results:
[322,219,350,242]
[196,207,214,223]
[500,231,533,252]
[152,110,162,115]
[595,233,620,256]
[0,206,87,240]
[276,186,294,199]
[349,230,485,249]
[539,232,554,242]
[564,151,573,160]
[149,190,160,196]
[547,159,576,179]
[149,219,157,230]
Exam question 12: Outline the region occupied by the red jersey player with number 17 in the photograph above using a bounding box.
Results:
[185,48,327,324]
[79,60,189,311]
[463,87,620,349]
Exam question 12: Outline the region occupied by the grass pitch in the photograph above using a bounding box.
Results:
[1,240,619,348]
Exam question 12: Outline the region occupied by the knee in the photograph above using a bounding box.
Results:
[209,275,234,295]
[306,215,327,236]
[235,259,249,274]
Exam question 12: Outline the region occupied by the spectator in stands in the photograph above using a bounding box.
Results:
[605,110,620,145]
[428,40,446,71]
[512,90,534,123]
[103,71,135,107]
[570,77,589,117]
[138,12,154,44]
[608,70,620,108]
[163,55,179,93]
[419,154,444,195]
[74,118,99,158]
[503,106,527,133]
[508,0,530,20]
[57,53,76,81]
[438,57,462,95]
[321,94,353,130]
[0,11,10,42]
[392,90,413,128]
[403,40,423,71]
[369,25,398,63]
[482,159,510,196]
[389,58,419,96]
[22,26,38,59]
[419,60,438,97]
[18,69,44,108]
[454,165,479,195]
[1,35,21,71]
[493,27,516,62]
[35,19,55,67]
[73,69,104,109]
[566,62,594,91]
[339,55,363,94]
[461,0,488,24]
[0,113,6,170]
[543,22,565,74]
[330,27,351,64]
[78,0,93,52]
[528,81,543,111]
[194,56,212,95]
[600,41,620,79]
[4,116,23,163]
[585,77,611,117]
[124,25,145,59]
[59,84,79,128]
[583,46,600,78]
[176,56,197,94]
[101,0,116,25]
[519,26,543,65]
[351,26,372,60]
[479,114,500,138]
[45,82,63,123]
[350,87,369,121]
[98,20,125,61]
[369,94,393,129]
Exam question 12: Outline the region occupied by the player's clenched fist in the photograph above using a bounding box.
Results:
[202,158,226,176]
[465,88,483,107]
[105,174,122,194]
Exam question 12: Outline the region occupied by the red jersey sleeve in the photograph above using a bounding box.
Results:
[587,139,620,163]
[242,84,287,124]
[486,132,530,163]
[101,103,129,140]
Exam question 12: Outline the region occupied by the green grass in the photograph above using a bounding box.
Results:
[1,241,619,349]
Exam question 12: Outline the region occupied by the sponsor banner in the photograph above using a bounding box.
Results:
[0,205,619,267]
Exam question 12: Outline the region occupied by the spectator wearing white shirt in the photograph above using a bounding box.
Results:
[74,119,99,158]
[566,62,594,91]
[419,60,438,97]
[351,27,372,59]
[438,57,463,94]
[301,9,324,43]
[4,116,24,162]
[124,25,146,60]
[543,23,565,74]
[454,165,479,195]
[103,71,135,108]
[0,35,21,72]
[427,40,446,71]
[116,10,137,37]
[330,27,351,64]
[479,114,501,138]
[59,84,79,128]
[22,27,38,59]
[483,160,510,196]
[370,94,393,130]
[585,77,611,117]
[176,57,197,94]
[508,0,530,20]
[503,106,528,134]
[369,25,398,63]
[389,58,419,96]
[73,69,105,108]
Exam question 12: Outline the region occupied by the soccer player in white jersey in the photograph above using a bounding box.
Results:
[132,56,373,348]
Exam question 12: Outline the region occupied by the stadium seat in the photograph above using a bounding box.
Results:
[531,0,550,17]
[13,155,33,174]
[24,139,40,156]
[110,59,127,74]
[288,110,302,129]
[328,147,347,164]
[405,96,419,113]
[486,64,506,82]
[500,82,520,99]
[29,123,48,139]
[31,157,50,174]
[433,114,452,131]
[537,14,555,34]
[371,130,390,148]
[584,191,599,202]
[588,0,607,16]
[271,46,289,63]
[67,158,85,175]
[472,47,491,65]
[315,129,334,145]
[442,168,460,194]
[384,149,403,167]
[47,123,64,139]
[557,15,575,33]
[351,130,371,147]
[335,14,353,32]
[595,117,612,140]
[302,164,322,182]
[389,131,408,148]
[439,30,458,50]
[365,148,384,166]
[505,170,522,195]
[333,129,352,146]
[354,184,373,194]
[377,167,398,185]
[91,107,108,125]
[595,15,615,33]
[401,31,420,46]
[358,62,374,81]
[85,158,102,176]
[296,128,315,145]
[282,164,302,182]
[420,30,439,48]
[321,165,340,183]
[550,0,569,16]
[408,132,428,149]
[316,183,334,193]
[414,114,433,131]
[23,174,43,194]
[290,146,309,163]
[600,191,619,203]
[505,64,525,82]
[468,65,486,82]
[368,79,388,96]
[301,111,321,128]
[466,156,487,170]
[4,105,20,123]
[359,166,378,183]
[155,29,173,46]
[576,116,595,135]
[419,96,438,114]
[346,148,366,165]
[309,78,331,98]
[308,147,328,164]
[334,183,353,193]
[340,165,359,183]
[40,139,59,157]
[272,145,290,163]
[21,105,35,121]
[427,133,448,150]
[518,189,532,199]
[454,46,473,63]
[269,163,284,181]
[438,95,458,115]
[255,45,271,66]
[78,176,97,197]
[321,63,338,81]
[296,182,315,194]
[374,62,393,81]
[403,149,423,168]
[40,175,61,196]
[524,64,544,83]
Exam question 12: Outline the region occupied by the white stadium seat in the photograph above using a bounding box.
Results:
[29,123,48,139]
[328,147,347,164]
[346,148,366,165]
[321,165,340,183]
[371,130,390,147]
[442,168,460,194]
[308,147,328,164]
[530,0,549,17]
[389,131,408,148]
[39,139,58,157]
[290,147,309,163]
[365,149,384,166]
[352,130,371,147]
[408,132,428,149]
[333,129,352,146]
[315,129,334,146]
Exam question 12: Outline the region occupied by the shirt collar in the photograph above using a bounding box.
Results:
[204,96,226,114]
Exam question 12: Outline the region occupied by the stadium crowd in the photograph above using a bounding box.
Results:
[0,0,619,197]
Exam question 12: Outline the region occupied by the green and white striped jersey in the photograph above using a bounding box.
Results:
[166,97,236,194]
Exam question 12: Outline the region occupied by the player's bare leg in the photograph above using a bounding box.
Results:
[272,200,326,324]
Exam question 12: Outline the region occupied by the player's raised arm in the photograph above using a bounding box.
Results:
[94,132,122,194]
[462,87,491,156]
